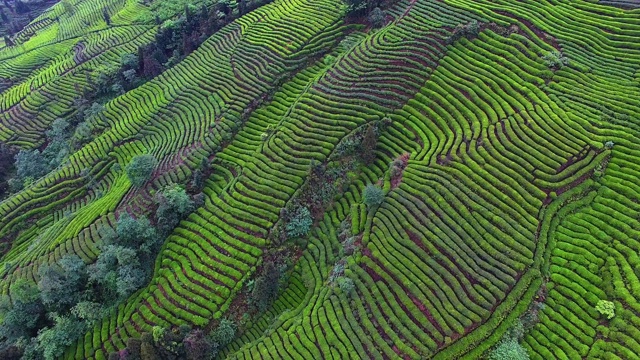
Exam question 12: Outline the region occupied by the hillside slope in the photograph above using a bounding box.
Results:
[0,0,639,359]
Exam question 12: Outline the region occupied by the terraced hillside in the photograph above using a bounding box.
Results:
[0,0,639,359]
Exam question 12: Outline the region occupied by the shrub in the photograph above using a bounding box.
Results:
[542,51,569,69]
[126,154,157,187]
[595,300,615,319]
[362,184,384,208]
[489,338,530,360]
[285,206,312,238]
[604,141,614,149]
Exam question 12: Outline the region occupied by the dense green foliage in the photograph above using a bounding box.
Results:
[126,155,157,187]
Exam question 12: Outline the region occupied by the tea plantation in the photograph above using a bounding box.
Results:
[0,0,639,359]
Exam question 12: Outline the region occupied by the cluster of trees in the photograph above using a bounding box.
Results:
[0,181,200,359]
[0,213,162,359]
[112,318,236,360]
[7,100,103,194]
[139,0,271,79]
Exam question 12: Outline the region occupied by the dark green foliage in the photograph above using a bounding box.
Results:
[126,337,143,360]
[285,206,312,238]
[126,154,157,187]
[183,330,214,360]
[155,184,194,234]
[35,315,87,360]
[369,7,385,28]
[70,301,104,324]
[140,333,159,360]
[114,214,158,251]
[362,184,384,208]
[446,20,481,44]
[89,245,145,300]
[14,150,48,181]
[37,255,86,313]
[251,261,281,312]
[0,279,45,342]
[360,124,377,165]
[102,8,110,25]
[211,319,236,348]
[337,276,355,296]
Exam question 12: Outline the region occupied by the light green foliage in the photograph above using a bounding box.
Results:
[596,300,615,319]
[542,51,569,69]
[285,206,313,238]
[152,325,166,344]
[489,338,530,360]
[362,184,384,208]
[126,154,157,187]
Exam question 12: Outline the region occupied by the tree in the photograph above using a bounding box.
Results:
[183,329,214,360]
[251,261,281,312]
[126,337,143,360]
[489,338,529,360]
[88,243,149,302]
[362,184,384,208]
[71,301,104,323]
[37,255,87,313]
[0,279,45,342]
[114,213,157,250]
[102,8,110,25]
[60,0,75,15]
[140,332,159,360]
[155,184,194,234]
[211,319,236,347]
[126,154,157,187]
[542,51,569,69]
[285,206,312,238]
[15,149,48,180]
[36,315,87,360]
[369,7,385,28]
[360,124,377,165]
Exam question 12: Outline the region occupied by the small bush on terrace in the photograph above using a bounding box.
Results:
[126,154,157,187]
[362,184,384,208]
[542,51,569,69]
[595,300,615,319]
